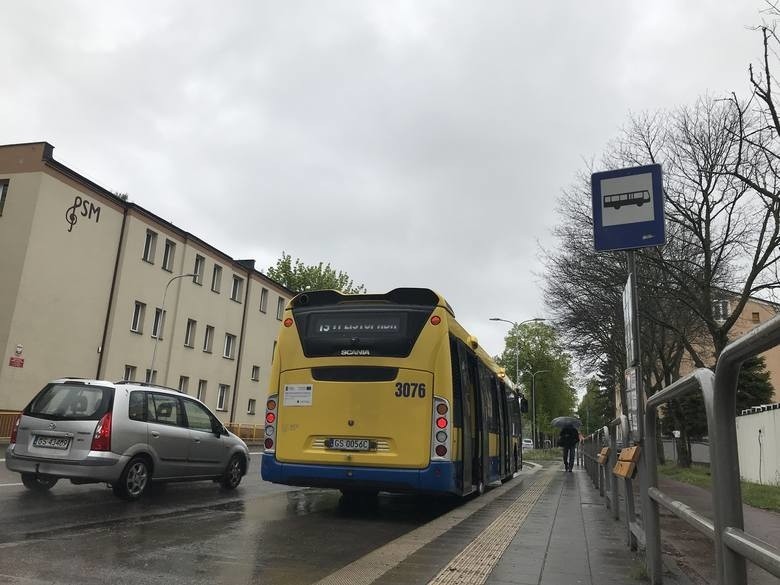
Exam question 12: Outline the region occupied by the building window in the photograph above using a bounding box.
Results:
[162,239,176,272]
[251,365,260,381]
[276,297,285,320]
[260,288,269,313]
[247,399,256,415]
[223,333,236,359]
[184,319,197,347]
[145,369,158,384]
[124,364,137,381]
[211,265,222,293]
[152,308,166,339]
[131,301,146,333]
[217,384,230,411]
[0,180,8,217]
[143,230,158,263]
[713,299,729,322]
[197,379,207,401]
[193,255,205,285]
[231,276,244,302]
[752,312,761,324]
[203,325,214,352]
[178,376,189,394]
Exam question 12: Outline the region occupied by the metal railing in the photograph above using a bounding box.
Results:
[0,411,20,440]
[225,423,265,442]
[584,313,780,585]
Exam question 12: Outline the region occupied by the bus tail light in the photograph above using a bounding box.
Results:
[431,397,451,462]
[264,394,278,454]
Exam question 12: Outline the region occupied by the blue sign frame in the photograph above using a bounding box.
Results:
[591,164,664,252]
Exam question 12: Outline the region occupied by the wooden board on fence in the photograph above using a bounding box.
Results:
[618,446,641,462]
[597,447,611,465]
[613,460,636,478]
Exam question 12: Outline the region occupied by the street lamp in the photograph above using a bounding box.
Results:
[150,273,196,382]
[489,317,545,385]
[530,369,550,448]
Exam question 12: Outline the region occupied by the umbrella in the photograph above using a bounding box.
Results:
[551,416,582,429]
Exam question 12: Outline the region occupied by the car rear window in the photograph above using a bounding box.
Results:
[26,383,114,421]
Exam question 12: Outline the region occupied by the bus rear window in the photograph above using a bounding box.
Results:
[294,308,432,358]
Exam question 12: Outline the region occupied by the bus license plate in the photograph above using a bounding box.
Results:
[326,438,370,451]
[33,435,71,450]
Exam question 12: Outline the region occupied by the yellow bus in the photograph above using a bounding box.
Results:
[261,288,528,497]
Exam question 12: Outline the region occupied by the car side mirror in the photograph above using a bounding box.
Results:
[520,397,529,413]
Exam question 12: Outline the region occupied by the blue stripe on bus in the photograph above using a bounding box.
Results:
[261,453,460,495]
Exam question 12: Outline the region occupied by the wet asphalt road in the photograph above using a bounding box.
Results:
[0,454,462,585]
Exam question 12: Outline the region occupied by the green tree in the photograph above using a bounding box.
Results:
[577,378,613,437]
[267,251,367,294]
[736,356,775,414]
[495,322,576,444]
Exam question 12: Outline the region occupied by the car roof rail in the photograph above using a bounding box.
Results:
[114,380,183,393]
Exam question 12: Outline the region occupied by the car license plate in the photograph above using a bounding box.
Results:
[33,435,71,450]
[326,438,370,451]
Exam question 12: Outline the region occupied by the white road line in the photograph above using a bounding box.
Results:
[0,458,5,462]
[249,452,262,455]
[0,483,23,488]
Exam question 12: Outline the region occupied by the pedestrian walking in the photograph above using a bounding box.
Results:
[558,424,579,472]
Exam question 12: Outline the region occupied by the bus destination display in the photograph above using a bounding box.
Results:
[310,314,403,337]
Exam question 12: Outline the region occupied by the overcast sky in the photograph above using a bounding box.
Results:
[1,1,767,363]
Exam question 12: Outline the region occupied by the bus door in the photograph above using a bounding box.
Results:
[469,355,489,491]
[455,341,474,495]
[499,384,510,477]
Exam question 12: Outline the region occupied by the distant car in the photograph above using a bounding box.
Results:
[5,379,250,500]
[522,438,534,450]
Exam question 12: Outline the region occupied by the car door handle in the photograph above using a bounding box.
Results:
[151,431,160,438]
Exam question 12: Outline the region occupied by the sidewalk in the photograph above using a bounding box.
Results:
[319,463,693,585]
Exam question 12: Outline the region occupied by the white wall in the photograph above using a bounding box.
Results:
[736,407,780,487]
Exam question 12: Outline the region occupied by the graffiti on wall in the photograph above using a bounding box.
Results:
[65,195,101,233]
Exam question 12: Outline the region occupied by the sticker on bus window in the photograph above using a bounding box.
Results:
[284,384,313,406]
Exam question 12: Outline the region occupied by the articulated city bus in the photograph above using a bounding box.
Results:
[261,288,528,497]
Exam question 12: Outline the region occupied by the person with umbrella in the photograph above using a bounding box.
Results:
[552,416,581,472]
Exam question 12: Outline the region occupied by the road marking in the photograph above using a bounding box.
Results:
[0,458,5,462]
[249,452,262,455]
[314,470,544,585]
[0,483,23,487]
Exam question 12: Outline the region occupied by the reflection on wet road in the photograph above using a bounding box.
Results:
[0,457,462,585]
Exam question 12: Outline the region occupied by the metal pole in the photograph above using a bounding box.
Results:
[150,273,194,382]
[627,251,653,576]
[532,374,537,448]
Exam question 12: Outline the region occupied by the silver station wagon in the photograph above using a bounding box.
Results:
[5,379,250,500]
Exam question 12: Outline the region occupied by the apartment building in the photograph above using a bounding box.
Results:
[0,142,292,424]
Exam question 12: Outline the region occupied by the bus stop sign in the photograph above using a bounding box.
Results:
[591,164,664,252]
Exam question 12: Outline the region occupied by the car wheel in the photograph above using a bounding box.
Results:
[220,454,244,490]
[21,473,58,492]
[113,456,151,501]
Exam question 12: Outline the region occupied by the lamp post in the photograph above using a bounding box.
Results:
[489,317,545,384]
[530,369,549,448]
[489,317,546,445]
[150,273,195,382]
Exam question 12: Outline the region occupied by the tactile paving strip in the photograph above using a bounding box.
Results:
[315,470,553,585]
[427,470,554,585]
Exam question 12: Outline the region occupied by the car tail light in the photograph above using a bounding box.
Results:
[431,397,451,461]
[9,414,20,444]
[264,394,278,453]
[91,411,112,452]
